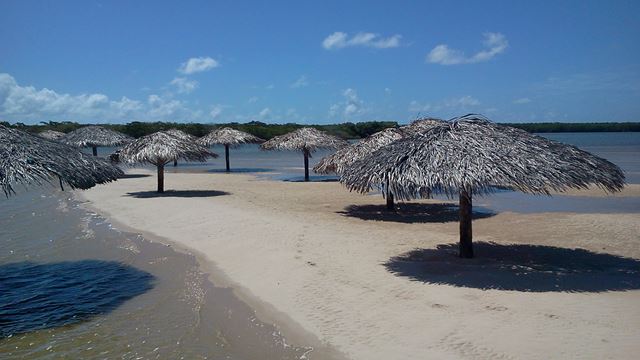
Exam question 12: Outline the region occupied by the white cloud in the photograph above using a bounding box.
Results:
[384,87,392,95]
[427,32,508,65]
[258,107,271,120]
[147,94,194,119]
[247,96,258,103]
[209,104,223,120]
[322,31,402,50]
[328,88,365,119]
[170,77,198,94]
[178,56,219,74]
[290,75,309,88]
[266,84,275,90]
[513,97,532,104]
[0,73,204,122]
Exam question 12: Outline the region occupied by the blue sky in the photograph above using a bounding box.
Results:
[1,0,639,124]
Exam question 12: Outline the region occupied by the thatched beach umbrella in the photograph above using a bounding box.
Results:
[341,115,625,258]
[260,127,348,181]
[165,129,198,167]
[314,119,443,209]
[38,129,65,140]
[1,125,123,196]
[61,126,132,156]
[314,127,405,209]
[119,131,217,193]
[198,127,264,172]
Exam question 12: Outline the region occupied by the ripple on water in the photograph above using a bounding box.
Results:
[0,260,154,338]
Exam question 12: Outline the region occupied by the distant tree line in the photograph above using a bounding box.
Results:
[504,122,640,133]
[2,120,639,139]
[1,120,399,139]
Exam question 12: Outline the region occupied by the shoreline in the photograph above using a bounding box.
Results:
[75,191,346,360]
[77,168,640,359]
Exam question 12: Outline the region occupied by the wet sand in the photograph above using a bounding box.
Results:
[79,169,640,360]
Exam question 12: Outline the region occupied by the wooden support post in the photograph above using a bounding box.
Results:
[92,146,98,156]
[173,159,178,167]
[386,191,395,211]
[459,190,474,258]
[385,179,395,211]
[225,144,230,172]
[157,163,165,193]
[303,149,310,182]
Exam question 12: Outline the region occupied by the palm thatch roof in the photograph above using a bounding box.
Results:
[313,119,446,176]
[61,126,132,148]
[198,127,264,147]
[119,130,217,166]
[260,127,348,153]
[166,128,198,142]
[314,127,405,175]
[1,125,123,196]
[38,129,66,140]
[404,117,444,133]
[341,114,625,199]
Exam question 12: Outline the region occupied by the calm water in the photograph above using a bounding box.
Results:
[0,189,322,359]
[91,132,640,184]
[476,132,640,213]
[1,132,638,359]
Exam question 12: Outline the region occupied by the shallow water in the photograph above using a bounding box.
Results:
[93,131,640,183]
[102,132,640,214]
[0,189,318,359]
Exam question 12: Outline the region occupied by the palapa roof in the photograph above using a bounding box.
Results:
[118,130,217,166]
[1,125,123,196]
[38,129,66,140]
[198,127,264,147]
[260,127,348,153]
[341,114,625,199]
[314,119,445,175]
[404,117,444,133]
[61,126,132,148]
[165,128,197,142]
[314,127,405,175]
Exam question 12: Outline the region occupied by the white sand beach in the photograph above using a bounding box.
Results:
[79,170,640,360]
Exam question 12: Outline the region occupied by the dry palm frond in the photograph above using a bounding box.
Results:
[119,130,217,166]
[314,119,446,175]
[38,130,65,140]
[1,125,123,196]
[403,117,444,134]
[166,128,198,142]
[314,127,405,175]
[198,127,264,147]
[61,126,132,148]
[341,114,625,200]
[260,127,348,153]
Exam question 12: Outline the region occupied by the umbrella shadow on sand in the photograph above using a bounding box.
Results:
[338,203,496,223]
[118,173,152,179]
[125,190,231,198]
[384,242,640,292]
